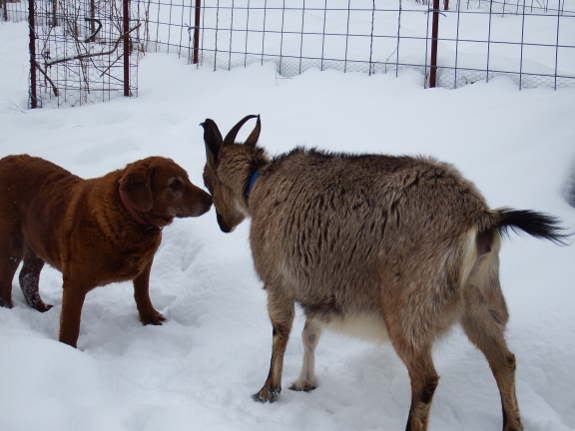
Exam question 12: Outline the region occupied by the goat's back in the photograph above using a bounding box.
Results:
[249,149,491,320]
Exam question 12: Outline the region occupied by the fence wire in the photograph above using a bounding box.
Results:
[32,0,139,107]
[4,0,575,90]
[137,0,575,89]
[2,0,27,22]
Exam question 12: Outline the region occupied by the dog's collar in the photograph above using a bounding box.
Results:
[118,180,161,231]
[245,169,260,197]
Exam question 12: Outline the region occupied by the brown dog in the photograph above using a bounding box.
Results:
[0,155,212,348]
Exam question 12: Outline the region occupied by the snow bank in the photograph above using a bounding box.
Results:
[1,20,574,431]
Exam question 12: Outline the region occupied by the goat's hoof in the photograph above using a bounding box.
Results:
[252,393,269,403]
[503,418,524,431]
[289,381,317,392]
[252,388,280,403]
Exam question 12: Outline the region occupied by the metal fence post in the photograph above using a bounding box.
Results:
[193,0,201,64]
[123,0,130,97]
[29,0,37,108]
[429,0,440,88]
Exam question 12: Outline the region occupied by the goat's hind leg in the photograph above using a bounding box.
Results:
[386,301,440,430]
[19,244,52,312]
[290,316,322,392]
[462,261,523,431]
[397,343,439,431]
[253,287,295,403]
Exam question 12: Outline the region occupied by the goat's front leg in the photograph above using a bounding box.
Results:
[290,316,322,392]
[253,288,295,402]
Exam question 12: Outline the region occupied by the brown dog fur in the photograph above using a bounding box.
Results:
[201,115,567,431]
[0,154,212,348]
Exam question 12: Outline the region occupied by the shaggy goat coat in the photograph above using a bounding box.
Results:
[201,115,565,431]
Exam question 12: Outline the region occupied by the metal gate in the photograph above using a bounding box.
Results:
[28,0,139,107]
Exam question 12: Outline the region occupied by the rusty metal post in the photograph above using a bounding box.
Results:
[90,0,96,35]
[52,0,57,26]
[123,0,130,96]
[193,0,201,64]
[429,0,440,88]
[29,0,38,108]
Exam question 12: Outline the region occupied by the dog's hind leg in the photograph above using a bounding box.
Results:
[290,316,322,392]
[19,243,52,312]
[0,226,24,308]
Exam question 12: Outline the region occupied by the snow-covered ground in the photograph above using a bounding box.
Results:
[1,19,575,431]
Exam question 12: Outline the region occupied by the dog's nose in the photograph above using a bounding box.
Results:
[195,191,212,215]
[203,192,213,207]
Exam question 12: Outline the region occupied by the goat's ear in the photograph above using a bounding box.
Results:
[223,115,260,147]
[120,164,155,212]
[201,119,224,164]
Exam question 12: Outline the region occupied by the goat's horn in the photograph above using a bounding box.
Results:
[223,115,260,146]
[244,115,261,147]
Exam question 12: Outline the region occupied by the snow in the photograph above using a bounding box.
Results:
[2,19,575,431]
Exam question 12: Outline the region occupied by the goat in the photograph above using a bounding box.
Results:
[200,115,567,431]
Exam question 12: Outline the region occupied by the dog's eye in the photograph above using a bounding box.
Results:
[169,179,183,190]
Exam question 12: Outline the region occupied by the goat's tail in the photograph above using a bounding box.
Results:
[494,208,571,245]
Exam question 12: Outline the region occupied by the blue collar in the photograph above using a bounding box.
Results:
[245,169,260,197]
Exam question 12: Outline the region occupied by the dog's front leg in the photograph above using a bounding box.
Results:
[133,260,166,325]
[59,278,90,348]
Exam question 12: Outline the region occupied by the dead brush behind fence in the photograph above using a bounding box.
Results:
[3,0,575,108]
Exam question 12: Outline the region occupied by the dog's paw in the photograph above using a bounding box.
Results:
[24,295,53,312]
[140,311,166,325]
[0,298,14,309]
[34,302,53,313]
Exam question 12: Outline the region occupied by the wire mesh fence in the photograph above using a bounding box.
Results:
[2,0,27,22]
[29,0,139,107]
[136,0,575,89]
[2,0,139,107]
[3,0,575,105]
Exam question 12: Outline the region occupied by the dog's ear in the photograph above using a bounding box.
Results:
[121,164,155,212]
[201,119,224,164]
